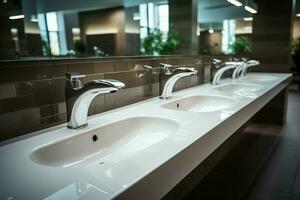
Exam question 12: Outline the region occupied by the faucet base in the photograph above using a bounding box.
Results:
[67,123,88,129]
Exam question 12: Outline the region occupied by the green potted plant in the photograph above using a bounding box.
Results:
[161,26,180,55]
[141,25,180,55]
[141,29,164,56]
[229,36,251,55]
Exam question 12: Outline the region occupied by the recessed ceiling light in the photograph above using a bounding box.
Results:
[245,6,257,14]
[227,0,242,7]
[9,15,24,20]
[243,17,253,21]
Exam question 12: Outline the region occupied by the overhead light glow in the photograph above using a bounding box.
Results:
[227,0,242,7]
[245,6,257,14]
[209,28,214,34]
[9,15,24,20]
[296,13,300,17]
[72,28,80,34]
[30,15,38,22]
[133,13,140,21]
[86,28,118,35]
[10,28,18,34]
[243,17,253,21]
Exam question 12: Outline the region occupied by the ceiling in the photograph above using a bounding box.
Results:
[198,0,253,23]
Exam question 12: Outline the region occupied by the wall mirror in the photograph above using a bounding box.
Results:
[0,0,256,60]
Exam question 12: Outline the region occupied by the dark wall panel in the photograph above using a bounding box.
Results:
[86,34,116,56]
[0,55,232,141]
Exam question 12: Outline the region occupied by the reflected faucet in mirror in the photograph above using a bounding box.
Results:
[159,63,198,99]
[212,59,222,68]
[135,65,153,78]
[65,72,125,129]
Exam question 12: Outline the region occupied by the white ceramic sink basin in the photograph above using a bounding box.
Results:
[161,95,237,112]
[241,74,279,82]
[214,83,262,97]
[31,117,179,167]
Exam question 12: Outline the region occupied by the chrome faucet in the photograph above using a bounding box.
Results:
[212,60,244,85]
[65,72,125,129]
[159,63,198,99]
[212,57,254,85]
[232,59,260,78]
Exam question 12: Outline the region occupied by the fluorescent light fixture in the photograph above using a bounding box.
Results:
[9,15,24,20]
[245,6,257,14]
[296,13,300,17]
[243,17,253,21]
[227,0,242,7]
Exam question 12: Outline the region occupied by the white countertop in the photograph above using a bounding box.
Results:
[0,73,292,200]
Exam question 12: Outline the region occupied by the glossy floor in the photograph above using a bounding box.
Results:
[246,91,300,200]
[185,90,300,200]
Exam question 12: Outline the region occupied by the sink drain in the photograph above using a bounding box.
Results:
[92,135,98,142]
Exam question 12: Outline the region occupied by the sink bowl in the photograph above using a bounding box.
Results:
[241,75,278,82]
[161,95,237,112]
[213,83,262,97]
[31,117,179,167]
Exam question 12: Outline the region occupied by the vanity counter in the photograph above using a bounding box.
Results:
[0,73,292,200]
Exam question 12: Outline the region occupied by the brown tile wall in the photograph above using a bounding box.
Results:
[0,55,238,141]
[251,0,294,72]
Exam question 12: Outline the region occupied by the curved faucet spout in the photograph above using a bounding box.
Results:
[232,62,247,79]
[67,86,120,129]
[211,59,260,85]
[212,64,236,85]
[159,67,197,99]
[240,60,260,77]
[232,60,260,78]
[65,73,125,129]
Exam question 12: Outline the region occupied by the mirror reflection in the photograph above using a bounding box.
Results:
[0,0,257,60]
